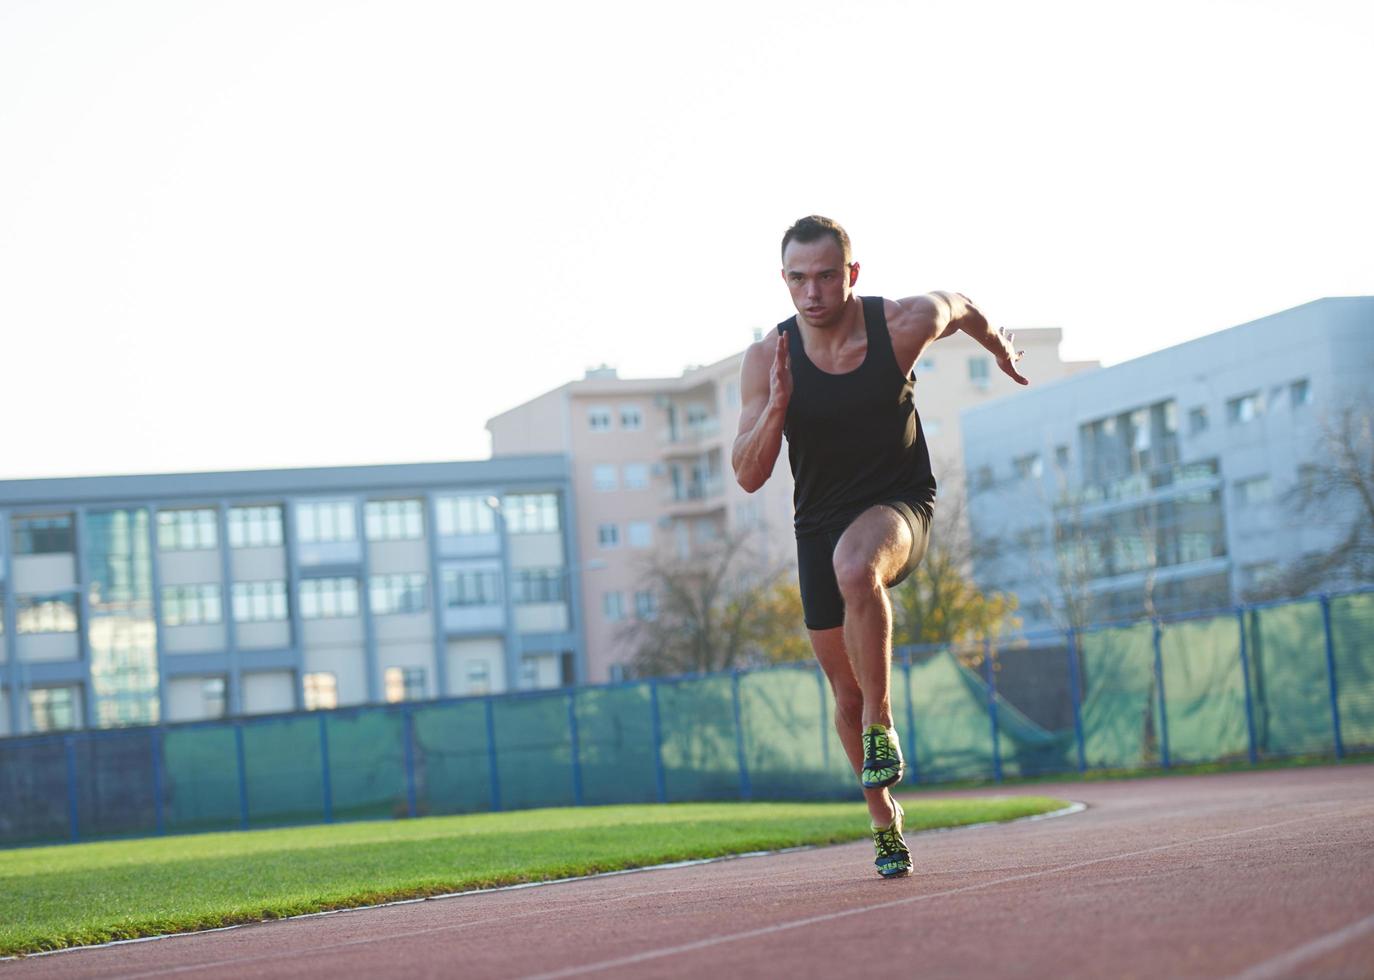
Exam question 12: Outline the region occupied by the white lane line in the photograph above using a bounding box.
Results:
[521,805,1371,980]
[1227,911,1374,980]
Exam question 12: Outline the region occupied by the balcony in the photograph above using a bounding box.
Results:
[662,475,726,516]
[659,417,723,457]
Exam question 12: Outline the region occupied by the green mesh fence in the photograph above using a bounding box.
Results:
[1080,623,1156,769]
[492,693,577,811]
[163,725,241,833]
[411,699,491,816]
[325,711,409,822]
[657,676,742,802]
[241,715,325,827]
[909,649,998,782]
[1332,592,1374,751]
[574,685,659,806]
[740,666,850,799]
[1159,616,1250,764]
[2,589,1368,847]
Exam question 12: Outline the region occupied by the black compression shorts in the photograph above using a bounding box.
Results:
[795,498,933,631]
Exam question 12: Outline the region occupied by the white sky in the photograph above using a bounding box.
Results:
[2,0,1371,480]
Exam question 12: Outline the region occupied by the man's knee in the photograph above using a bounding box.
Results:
[833,553,882,604]
[832,688,864,730]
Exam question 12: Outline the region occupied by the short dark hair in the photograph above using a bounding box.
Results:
[781,215,852,265]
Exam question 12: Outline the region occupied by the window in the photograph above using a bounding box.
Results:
[623,463,650,490]
[593,465,618,492]
[369,572,429,615]
[232,581,289,622]
[365,499,424,541]
[725,382,741,408]
[1290,379,1312,408]
[161,584,223,626]
[968,357,990,386]
[1054,445,1070,471]
[603,591,625,621]
[202,677,227,718]
[1234,475,1273,505]
[16,594,78,634]
[157,509,218,551]
[443,568,501,606]
[12,515,74,555]
[627,521,653,548]
[297,501,357,544]
[598,523,620,549]
[588,406,612,431]
[634,590,658,621]
[436,495,497,536]
[466,660,491,694]
[1296,463,1322,491]
[1227,393,1262,425]
[384,666,426,703]
[1013,453,1043,479]
[917,357,935,373]
[228,506,284,548]
[619,405,643,430]
[974,466,994,491]
[303,672,338,710]
[1188,407,1209,435]
[29,687,78,732]
[503,493,560,533]
[299,577,360,619]
[512,568,566,604]
[1240,562,1280,592]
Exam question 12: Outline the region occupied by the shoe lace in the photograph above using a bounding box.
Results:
[865,728,894,761]
[873,823,904,859]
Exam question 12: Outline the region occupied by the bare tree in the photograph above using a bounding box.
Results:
[620,529,801,677]
[1253,398,1374,600]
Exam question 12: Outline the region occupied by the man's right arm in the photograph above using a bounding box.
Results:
[731,332,792,493]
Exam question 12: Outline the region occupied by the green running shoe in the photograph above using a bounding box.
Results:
[872,800,912,878]
[861,724,904,789]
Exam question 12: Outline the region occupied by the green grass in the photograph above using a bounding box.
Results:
[0,795,1066,956]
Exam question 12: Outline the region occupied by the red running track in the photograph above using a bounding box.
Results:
[7,766,1374,979]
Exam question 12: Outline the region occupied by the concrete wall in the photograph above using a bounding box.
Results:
[242,670,295,714]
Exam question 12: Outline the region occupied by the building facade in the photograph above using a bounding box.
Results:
[487,325,1093,682]
[961,297,1374,633]
[0,457,584,736]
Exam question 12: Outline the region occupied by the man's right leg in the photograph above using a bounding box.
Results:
[808,626,896,827]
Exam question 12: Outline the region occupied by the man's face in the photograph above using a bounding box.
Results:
[781,236,858,329]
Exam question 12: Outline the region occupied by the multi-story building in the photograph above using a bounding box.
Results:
[0,457,583,736]
[961,297,1374,633]
[488,325,1093,681]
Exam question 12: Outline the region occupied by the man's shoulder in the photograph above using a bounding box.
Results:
[881,295,940,338]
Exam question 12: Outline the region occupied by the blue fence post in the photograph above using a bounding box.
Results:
[151,729,166,835]
[731,669,752,801]
[816,665,829,771]
[64,735,81,843]
[1320,595,1346,760]
[567,690,584,807]
[402,707,418,819]
[484,697,502,812]
[234,721,249,830]
[904,659,920,785]
[982,638,1003,783]
[648,679,667,803]
[1152,619,1172,769]
[1236,609,1259,765]
[1066,629,1087,774]
[319,713,334,824]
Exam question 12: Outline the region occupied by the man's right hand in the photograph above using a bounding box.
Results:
[770,330,794,411]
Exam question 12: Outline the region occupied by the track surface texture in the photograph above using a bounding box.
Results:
[8,766,1374,979]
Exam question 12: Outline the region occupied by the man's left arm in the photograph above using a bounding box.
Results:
[889,292,1028,386]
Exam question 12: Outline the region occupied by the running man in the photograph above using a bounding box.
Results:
[731,215,1027,877]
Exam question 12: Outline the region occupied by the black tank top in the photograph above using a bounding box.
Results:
[778,296,936,537]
